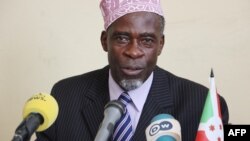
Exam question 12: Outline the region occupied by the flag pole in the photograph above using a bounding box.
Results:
[210,68,214,78]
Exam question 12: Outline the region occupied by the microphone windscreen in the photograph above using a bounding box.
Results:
[146,114,181,141]
[151,114,174,122]
[22,93,59,131]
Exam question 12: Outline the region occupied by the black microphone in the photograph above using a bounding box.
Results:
[12,93,59,141]
[94,100,125,141]
[145,114,181,141]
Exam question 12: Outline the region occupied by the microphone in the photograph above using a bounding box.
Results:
[12,93,59,141]
[145,114,181,141]
[94,100,125,141]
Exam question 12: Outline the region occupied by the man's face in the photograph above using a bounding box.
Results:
[101,12,164,91]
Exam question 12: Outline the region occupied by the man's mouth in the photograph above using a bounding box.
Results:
[121,67,143,76]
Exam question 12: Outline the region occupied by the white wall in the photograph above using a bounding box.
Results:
[1,0,249,140]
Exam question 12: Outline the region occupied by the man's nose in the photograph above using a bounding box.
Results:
[124,40,144,59]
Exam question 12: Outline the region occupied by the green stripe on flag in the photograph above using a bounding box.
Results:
[200,91,214,123]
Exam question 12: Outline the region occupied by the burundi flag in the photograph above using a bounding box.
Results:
[195,70,224,141]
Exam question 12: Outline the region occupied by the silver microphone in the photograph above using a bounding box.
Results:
[94,100,125,141]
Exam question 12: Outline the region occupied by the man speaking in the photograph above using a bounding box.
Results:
[36,0,229,141]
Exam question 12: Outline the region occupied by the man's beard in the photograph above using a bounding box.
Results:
[119,79,143,91]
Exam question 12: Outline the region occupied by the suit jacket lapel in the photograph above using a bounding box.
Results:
[133,67,175,140]
[79,66,175,140]
[80,66,110,138]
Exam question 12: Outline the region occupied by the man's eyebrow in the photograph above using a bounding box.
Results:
[111,31,130,36]
[139,32,157,38]
[110,31,157,38]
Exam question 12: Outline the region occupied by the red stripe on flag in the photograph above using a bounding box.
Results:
[195,131,209,141]
[216,91,222,118]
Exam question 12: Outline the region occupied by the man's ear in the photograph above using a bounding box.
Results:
[100,31,108,52]
[158,35,165,56]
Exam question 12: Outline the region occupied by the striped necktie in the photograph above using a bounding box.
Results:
[112,92,133,141]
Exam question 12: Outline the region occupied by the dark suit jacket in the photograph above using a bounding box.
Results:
[36,66,229,141]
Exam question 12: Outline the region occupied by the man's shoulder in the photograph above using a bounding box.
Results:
[52,66,109,91]
[155,66,208,93]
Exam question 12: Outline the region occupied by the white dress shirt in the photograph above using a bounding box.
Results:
[109,70,153,132]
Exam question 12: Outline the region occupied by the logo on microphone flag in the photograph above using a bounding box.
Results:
[195,70,224,141]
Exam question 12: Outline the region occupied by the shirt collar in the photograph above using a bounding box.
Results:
[109,70,153,112]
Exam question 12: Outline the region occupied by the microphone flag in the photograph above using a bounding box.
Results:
[195,69,224,141]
